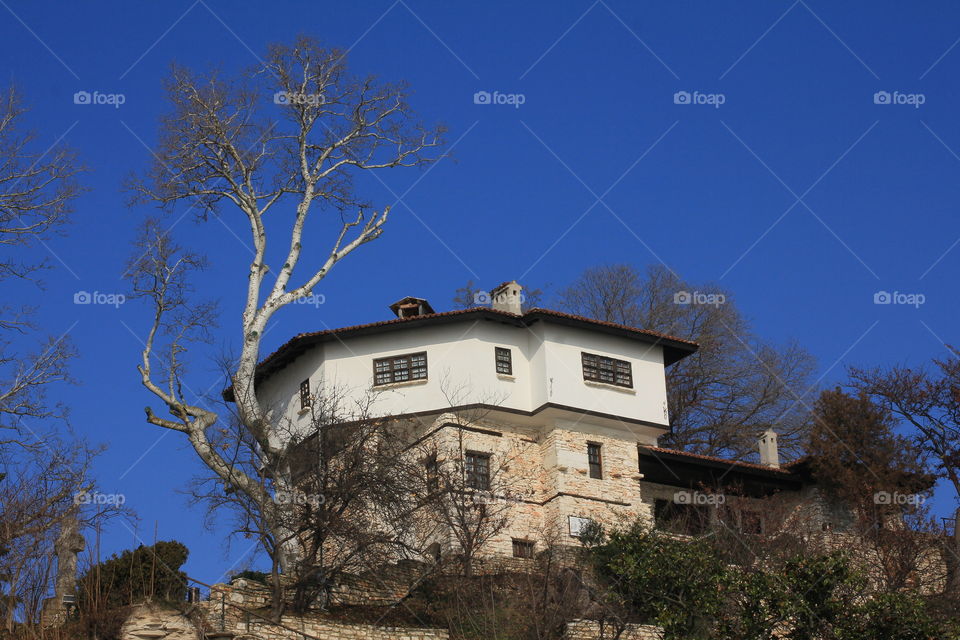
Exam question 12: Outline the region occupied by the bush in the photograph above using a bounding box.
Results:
[583,518,956,640]
[78,540,189,610]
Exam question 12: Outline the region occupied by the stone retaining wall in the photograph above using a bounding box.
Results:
[563,619,663,640]
[213,616,448,640]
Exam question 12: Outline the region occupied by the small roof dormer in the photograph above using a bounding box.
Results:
[389,296,436,319]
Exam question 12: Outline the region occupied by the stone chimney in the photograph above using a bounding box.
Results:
[491,281,524,315]
[389,296,435,319]
[758,429,780,468]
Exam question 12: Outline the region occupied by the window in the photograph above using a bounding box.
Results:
[373,351,428,386]
[587,443,603,479]
[654,498,710,536]
[512,539,535,559]
[424,453,439,493]
[465,451,491,490]
[299,379,311,410]
[495,347,513,375]
[581,352,632,388]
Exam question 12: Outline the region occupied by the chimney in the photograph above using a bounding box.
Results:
[389,296,435,319]
[490,281,524,315]
[758,429,780,468]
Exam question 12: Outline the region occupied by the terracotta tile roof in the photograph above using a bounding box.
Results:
[528,308,697,347]
[640,445,796,475]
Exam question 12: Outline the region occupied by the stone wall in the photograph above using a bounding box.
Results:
[121,603,200,640]
[211,615,448,640]
[422,414,654,561]
[563,619,663,640]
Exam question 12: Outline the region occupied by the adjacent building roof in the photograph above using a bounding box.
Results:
[232,306,698,398]
[638,445,807,496]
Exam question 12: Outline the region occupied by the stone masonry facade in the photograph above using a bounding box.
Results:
[420,411,658,562]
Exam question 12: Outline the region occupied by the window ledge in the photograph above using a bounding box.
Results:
[497,373,516,381]
[584,380,636,394]
[297,408,311,417]
[374,378,428,390]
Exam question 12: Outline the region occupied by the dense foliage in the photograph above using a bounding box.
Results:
[77,540,189,610]
[582,520,955,640]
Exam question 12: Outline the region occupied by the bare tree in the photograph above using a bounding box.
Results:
[407,381,527,578]
[190,383,431,618]
[412,423,517,577]
[557,264,817,459]
[0,431,109,632]
[0,85,83,432]
[0,85,94,635]
[126,36,445,575]
[850,351,960,596]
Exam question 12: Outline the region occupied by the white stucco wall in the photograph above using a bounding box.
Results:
[255,316,672,441]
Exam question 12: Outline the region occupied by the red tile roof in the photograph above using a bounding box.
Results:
[640,445,796,475]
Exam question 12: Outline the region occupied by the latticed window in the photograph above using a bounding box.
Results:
[495,347,513,375]
[299,379,311,410]
[465,451,491,490]
[373,352,428,386]
[512,539,534,559]
[581,352,632,388]
[587,442,603,479]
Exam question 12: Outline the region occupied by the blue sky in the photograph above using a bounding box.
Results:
[3,0,960,583]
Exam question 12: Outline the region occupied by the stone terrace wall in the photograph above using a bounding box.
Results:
[564,619,663,640]
[215,616,448,640]
[201,580,448,640]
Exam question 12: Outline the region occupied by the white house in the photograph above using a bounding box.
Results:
[249,281,818,561]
